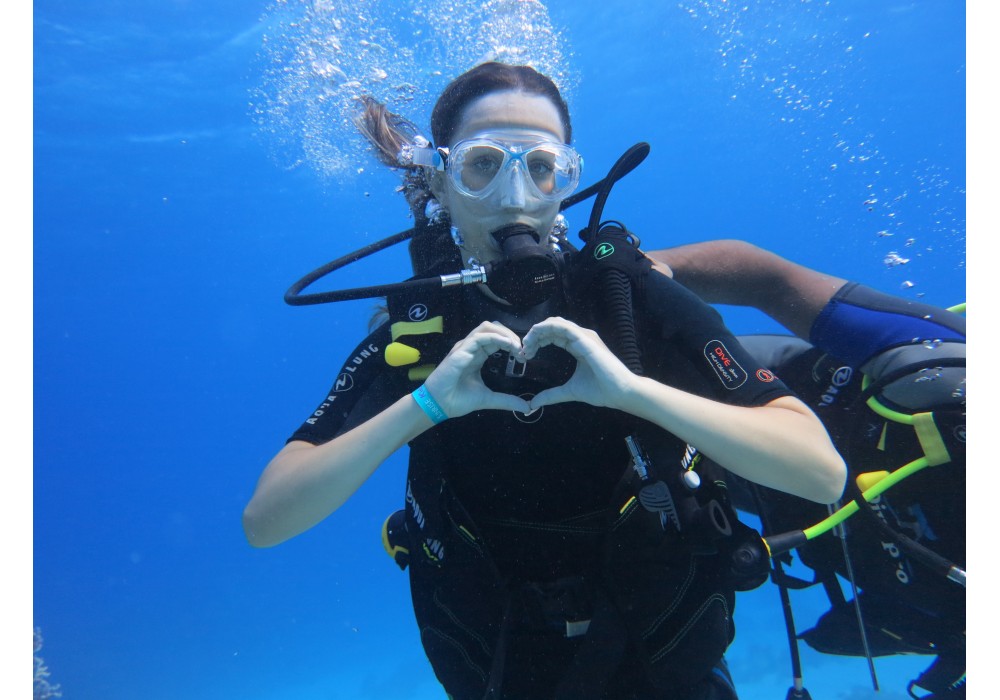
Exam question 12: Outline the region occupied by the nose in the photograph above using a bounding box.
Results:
[499,159,526,209]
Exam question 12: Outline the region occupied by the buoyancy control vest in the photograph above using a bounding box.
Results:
[731,332,966,697]
[381,227,772,700]
[287,143,779,698]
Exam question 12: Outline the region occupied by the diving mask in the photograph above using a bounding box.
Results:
[412,132,583,203]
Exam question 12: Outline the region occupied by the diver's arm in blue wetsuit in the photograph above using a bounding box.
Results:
[649,239,847,340]
[649,239,965,365]
[242,321,530,548]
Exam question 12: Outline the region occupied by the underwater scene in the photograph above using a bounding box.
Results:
[34,1,970,698]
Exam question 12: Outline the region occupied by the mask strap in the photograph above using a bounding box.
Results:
[408,145,446,170]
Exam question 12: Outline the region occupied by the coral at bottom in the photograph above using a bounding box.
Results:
[34,627,63,700]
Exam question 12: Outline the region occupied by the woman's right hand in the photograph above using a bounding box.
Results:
[423,321,531,418]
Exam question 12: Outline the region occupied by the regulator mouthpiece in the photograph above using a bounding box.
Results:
[486,224,560,308]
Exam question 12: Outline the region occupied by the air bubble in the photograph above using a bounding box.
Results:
[914,367,942,383]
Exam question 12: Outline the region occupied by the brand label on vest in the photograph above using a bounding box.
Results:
[408,303,428,322]
[817,365,854,408]
[594,242,615,260]
[513,393,544,423]
[704,340,748,390]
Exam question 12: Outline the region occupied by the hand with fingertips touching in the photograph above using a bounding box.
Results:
[423,320,532,418]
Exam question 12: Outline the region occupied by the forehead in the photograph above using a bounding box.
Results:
[450,90,566,145]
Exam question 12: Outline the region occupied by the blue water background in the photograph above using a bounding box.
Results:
[33,1,971,698]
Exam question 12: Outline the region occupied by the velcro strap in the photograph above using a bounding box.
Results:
[390,316,443,341]
[913,412,951,466]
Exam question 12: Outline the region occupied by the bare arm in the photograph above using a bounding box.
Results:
[242,397,431,548]
[523,318,846,504]
[242,321,530,548]
[648,240,848,339]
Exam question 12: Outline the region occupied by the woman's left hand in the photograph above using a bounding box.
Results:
[521,317,635,411]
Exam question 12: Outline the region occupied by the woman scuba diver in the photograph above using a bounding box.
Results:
[242,62,846,700]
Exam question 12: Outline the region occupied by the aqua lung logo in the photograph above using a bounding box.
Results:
[955,425,966,443]
[334,373,354,392]
[833,367,853,385]
[704,340,748,389]
[408,303,429,322]
[818,366,854,408]
[594,242,615,260]
[514,393,543,424]
[305,342,378,424]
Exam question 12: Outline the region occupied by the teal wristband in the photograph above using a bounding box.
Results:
[412,384,448,424]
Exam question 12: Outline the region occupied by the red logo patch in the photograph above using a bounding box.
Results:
[756,369,776,383]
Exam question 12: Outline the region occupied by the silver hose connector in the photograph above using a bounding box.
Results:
[439,266,487,288]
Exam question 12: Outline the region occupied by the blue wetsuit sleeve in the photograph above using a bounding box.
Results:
[809,282,966,367]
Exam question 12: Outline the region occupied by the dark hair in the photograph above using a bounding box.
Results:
[430,62,572,147]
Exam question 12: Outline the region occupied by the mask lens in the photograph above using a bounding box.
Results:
[524,144,580,200]
[525,148,557,195]
[448,138,581,202]
[451,142,509,196]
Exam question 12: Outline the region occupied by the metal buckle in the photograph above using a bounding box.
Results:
[506,353,527,378]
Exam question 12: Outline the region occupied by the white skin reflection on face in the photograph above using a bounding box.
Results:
[429,90,567,268]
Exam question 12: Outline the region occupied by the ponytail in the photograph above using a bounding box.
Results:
[354,95,439,227]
